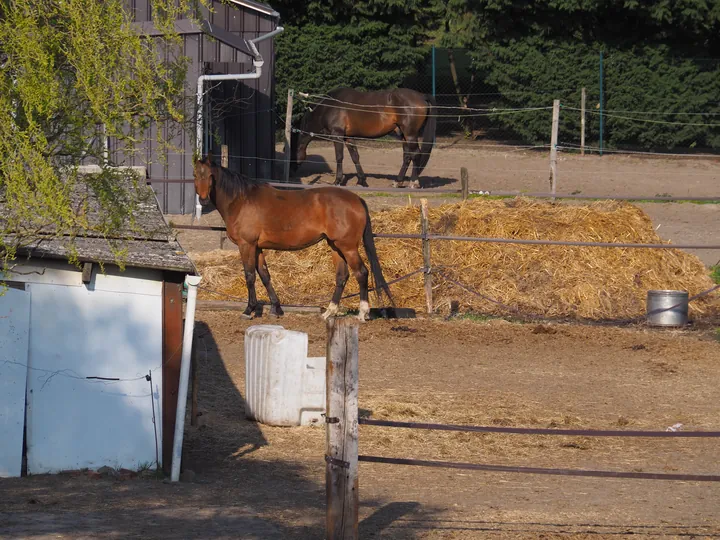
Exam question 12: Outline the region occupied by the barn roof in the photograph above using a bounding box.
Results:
[1,166,196,274]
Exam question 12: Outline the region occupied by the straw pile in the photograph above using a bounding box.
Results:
[190,198,718,320]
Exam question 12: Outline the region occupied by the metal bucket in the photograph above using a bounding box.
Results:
[646,290,689,327]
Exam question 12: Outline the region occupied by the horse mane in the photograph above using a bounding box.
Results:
[210,160,266,199]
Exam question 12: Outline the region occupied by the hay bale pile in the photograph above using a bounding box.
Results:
[191,198,718,320]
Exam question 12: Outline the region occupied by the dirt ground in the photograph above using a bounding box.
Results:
[2,313,720,539]
[3,143,720,539]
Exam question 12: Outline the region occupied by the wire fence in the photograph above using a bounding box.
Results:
[322,315,720,538]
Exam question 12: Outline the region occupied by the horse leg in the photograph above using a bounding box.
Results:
[337,246,370,321]
[345,141,368,187]
[393,141,412,188]
[239,243,259,319]
[406,138,422,189]
[256,249,283,317]
[322,249,350,320]
[333,140,346,186]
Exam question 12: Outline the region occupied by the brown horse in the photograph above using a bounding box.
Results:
[290,87,436,189]
[192,154,393,320]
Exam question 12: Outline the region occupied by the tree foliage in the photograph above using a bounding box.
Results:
[0,0,206,273]
[273,0,720,149]
[273,0,439,115]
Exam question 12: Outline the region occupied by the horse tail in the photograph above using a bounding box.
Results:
[360,198,394,306]
[416,94,436,176]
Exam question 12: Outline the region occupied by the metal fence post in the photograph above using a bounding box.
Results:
[431,45,436,97]
[580,87,586,156]
[599,51,604,156]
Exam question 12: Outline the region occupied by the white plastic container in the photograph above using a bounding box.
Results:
[244,325,326,426]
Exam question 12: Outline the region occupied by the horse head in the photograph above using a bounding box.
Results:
[290,110,314,176]
[192,153,215,205]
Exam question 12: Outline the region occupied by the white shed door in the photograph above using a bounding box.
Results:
[25,283,162,474]
[0,285,31,478]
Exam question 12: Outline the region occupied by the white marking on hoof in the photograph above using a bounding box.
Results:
[357,300,370,321]
[409,180,420,189]
[392,181,400,188]
[322,302,339,320]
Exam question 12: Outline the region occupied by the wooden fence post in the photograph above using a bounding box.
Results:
[326,317,359,540]
[460,167,469,201]
[580,88,586,157]
[549,99,560,201]
[219,145,229,249]
[420,199,433,314]
[283,88,294,183]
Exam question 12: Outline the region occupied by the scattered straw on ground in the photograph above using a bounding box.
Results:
[190,197,718,320]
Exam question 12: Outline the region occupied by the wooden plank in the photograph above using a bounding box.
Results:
[195,300,322,314]
[325,317,359,540]
[549,99,560,201]
[81,262,93,284]
[220,146,229,248]
[420,199,433,314]
[199,20,255,58]
[132,20,201,37]
[460,167,469,201]
[581,87,586,157]
[283,89,294,183]
[162,278,184,474]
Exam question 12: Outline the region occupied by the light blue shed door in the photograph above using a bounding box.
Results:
[0,285,31,478]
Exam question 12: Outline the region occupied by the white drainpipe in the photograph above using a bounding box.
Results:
[193,26,284,222]
[171,274,202,482]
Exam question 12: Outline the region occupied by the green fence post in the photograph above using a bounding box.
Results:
[431,45,436,97]
[599,50,604,156]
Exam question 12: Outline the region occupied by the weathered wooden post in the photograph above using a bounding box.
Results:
[283,88,294,183]
[549,99,560,201]
[326,317,359,540]
[460,167,469,201]
[220,145,229,249]
[420,198,433,314]
[580,88,586,157]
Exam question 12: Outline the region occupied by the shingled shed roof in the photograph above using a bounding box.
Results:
[2,166,196,274]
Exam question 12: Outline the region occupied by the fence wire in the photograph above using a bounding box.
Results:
[358,455,720,482]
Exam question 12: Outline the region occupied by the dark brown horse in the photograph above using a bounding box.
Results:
[192,154,393,320]
[290,87,436,189]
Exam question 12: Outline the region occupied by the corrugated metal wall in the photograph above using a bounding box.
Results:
[113,0,277,214]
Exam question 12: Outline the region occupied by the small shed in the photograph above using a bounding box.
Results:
[0,168,195,477]
[116,0,281,215]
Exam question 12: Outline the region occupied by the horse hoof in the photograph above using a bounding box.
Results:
[409,181,420,189]
[322,302,339,320]
[269,305,284,317]
[392,182,402,189]
[240,313,254,320]
[357,300,370,322]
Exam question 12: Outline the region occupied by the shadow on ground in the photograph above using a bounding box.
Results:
[0,320,431,539]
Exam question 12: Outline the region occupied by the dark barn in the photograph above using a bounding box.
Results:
[116,0,280,214]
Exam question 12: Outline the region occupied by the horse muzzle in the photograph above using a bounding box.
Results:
[198,196,210,205]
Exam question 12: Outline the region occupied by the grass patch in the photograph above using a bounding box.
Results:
[710,265,720,284]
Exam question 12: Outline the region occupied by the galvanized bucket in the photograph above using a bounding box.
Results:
[646,290,689,327]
